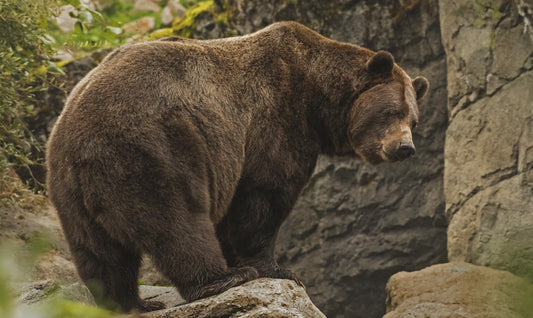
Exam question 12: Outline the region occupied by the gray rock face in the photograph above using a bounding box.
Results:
[16,280,95,307]
[144,279,325,318]
[14,279,323,317]
[194,2,449,317]
[440,0,533,281]
[139,285,186,308]
[384,262,533,318]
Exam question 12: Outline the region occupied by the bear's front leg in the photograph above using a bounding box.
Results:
[216,184,304,287]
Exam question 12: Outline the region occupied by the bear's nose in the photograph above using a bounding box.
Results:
[397,141,415,160]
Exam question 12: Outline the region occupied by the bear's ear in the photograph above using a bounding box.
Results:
[412,76,429,101]
[366,51,394,76]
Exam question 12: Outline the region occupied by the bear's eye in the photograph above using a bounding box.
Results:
[412,121,418,129]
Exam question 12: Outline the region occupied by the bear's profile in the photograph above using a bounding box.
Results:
[47,21,429,312]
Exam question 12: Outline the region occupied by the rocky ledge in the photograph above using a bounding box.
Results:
[15,278,325,318]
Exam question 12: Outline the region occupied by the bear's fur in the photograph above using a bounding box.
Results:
[46,21,429,312]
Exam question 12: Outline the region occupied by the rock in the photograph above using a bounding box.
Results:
[447,174,533,281]
[139,285,185,308]
[160,0,187,25]
[144,279,325,318]
[59,282,96,306]
[166,0,186,17]
[14,279,323,317]
[491,17,532,81]
[34,1,449,317]
[445,71,533,217]
[16,280,95,307]
[161,6,175,25]
[32,252,79,285]
[384,262,533,318]
[0,203,77,285]
[161,0,187,25]
[133,0,161,13]
[123,16,156,34]
[441,0,533,283]
[140,256,171,286]
[54,5,78,32]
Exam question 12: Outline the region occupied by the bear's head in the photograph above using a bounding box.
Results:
[347,51,429,165]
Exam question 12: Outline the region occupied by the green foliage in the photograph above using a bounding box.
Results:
[50,0,168,53]
[171,0,214,37]
[45,300,114,318]
[0,235,50,317]
[0,0,62,200]
[180,0,206,9]
[0,237,115,318]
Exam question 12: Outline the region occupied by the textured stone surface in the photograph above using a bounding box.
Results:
[139,285,185,309]
[15,280,95,307]
[195,2,449,317]
[0,203,78,285]
[32,2,448,317]
[14,278,323,317]
[144,279,325,318]
[384,262,533,318]
[448,173,533,281]
[123,16,156,34]
[440,0,533,282]
[445,72,533,216]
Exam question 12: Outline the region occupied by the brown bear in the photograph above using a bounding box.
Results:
[46,21,429,312]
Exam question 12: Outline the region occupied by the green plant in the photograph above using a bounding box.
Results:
[50,0,169,54]
[180,0,205,9]
[0,0,62,201]
[0,235,115,318]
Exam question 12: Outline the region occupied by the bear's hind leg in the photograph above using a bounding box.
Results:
[66,223,165,312]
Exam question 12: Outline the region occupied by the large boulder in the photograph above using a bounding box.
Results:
[14,279,324,318]
[440,0,533,281]
[144,279,325,318]
[384,262,533,318]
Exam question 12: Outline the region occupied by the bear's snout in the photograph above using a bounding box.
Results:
[396,141,416,160]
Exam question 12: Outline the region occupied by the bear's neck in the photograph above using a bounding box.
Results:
[278,30,373,156]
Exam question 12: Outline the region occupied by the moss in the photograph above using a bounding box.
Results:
[171,0,215,38]
[452,1,504,50]
[145,27,174,40]
[453,0,503,25]
[55,60,72,68]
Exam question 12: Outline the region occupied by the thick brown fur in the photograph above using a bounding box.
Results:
[46,21,428,312]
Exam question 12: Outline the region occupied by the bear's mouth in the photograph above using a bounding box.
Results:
[383,151,398,162]
[381,147,403,162]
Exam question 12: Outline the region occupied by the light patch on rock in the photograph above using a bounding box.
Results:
[144,279,326,318]
[385,262,533,318]
[133,0,161,13]
[123,16,156,34]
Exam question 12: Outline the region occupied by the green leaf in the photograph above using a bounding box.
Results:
[46,61,65,75]
[62,0,81,6]
[86,8,104,23]
[78,10,94,25]
[74,21,85,33]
